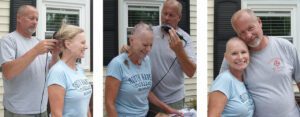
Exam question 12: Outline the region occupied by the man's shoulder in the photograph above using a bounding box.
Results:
[1,31,17,41]
[269,36,292,45]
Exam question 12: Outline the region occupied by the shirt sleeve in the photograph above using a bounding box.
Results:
[210,72,233,99]
[182,34,197,64]
[0,36,16,65]
[47,66,67,89]
[290,44,300,83]
[106,58,123,81]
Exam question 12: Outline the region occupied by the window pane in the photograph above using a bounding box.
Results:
[255,11,292,42]
[260,16,291,36]
[127,5,160,44]
[46,8,79,32]
[128,5,159,27]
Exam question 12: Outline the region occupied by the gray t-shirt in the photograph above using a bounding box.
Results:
[150,26,196,104]
[0,31,49,114]
[220,36,300,117]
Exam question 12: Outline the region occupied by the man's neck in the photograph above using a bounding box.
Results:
[250,36,269,52]
[16,29,32,39]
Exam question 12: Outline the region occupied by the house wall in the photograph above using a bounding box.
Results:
[0,0,10,116]
[207,0,214,89]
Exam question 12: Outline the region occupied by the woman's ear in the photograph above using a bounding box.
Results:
[64,40,71,49]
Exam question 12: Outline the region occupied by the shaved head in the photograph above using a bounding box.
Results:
[225,37,248,54]
[130,22,153,40]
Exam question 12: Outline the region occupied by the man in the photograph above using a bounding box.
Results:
[220,9,300,117]
[148,0,196,114]
[0,5,59,116]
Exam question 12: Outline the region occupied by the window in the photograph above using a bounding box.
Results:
[118,0,163,49]
[126,5,160,44]
[45,8,80,38]
[37,1,91,69]
[255,11,293,42]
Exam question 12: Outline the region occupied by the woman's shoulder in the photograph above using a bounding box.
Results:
[215,70,235,82]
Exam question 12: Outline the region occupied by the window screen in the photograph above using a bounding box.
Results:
[127,5,160,44]
[128,5,159,27]
[255,11,292,42]
[46,8,79,33]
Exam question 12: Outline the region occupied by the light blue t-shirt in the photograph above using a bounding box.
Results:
[106,53,152,117]
[210,70,254,117]
[47,60,92,117]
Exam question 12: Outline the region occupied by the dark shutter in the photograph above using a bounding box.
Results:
[90,0,93,71]
[213,0,240,78]
[103,0,118,66]
[178,0,190,34]
[9,0,36,32]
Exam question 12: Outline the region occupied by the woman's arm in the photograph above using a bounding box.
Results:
[208,91,227,117]
[87,107,92,117]
[148,92,182,116]
[105,76,121,117]
[48,84,65,117]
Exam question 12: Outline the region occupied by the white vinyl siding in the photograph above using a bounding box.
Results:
[0,0,9,116]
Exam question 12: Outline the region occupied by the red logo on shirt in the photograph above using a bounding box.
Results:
[270,58,282,72]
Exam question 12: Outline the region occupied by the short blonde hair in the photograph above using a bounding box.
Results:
[55,24,84,41]
[163,0,182,16]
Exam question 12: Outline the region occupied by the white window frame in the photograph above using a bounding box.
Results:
[242,0,300,50]
[118,0,164,52]
[36,0,91,70]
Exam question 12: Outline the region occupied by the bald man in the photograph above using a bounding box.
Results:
[220,9,300,117]
[0,5,59,116]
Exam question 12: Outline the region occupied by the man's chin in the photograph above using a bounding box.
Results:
[27,29,36,35]
[248,38,261,48]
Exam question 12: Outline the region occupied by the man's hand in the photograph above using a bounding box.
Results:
[120,45,129,53]
[50,40,61,56]
[33,39,58,55]
[168,28,184,53]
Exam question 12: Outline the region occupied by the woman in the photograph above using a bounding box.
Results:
[105,22,181,117]
[208,37,254,117]
[47,24,92,117]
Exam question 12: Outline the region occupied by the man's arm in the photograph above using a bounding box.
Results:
[168,29,196,77]
[2,39,57,80]
[48,41,61,68]
[2,47,39,80]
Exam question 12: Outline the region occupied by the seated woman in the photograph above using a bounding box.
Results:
[105,22,181,117]
[47,24,92,117]
[208,37,254,117]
